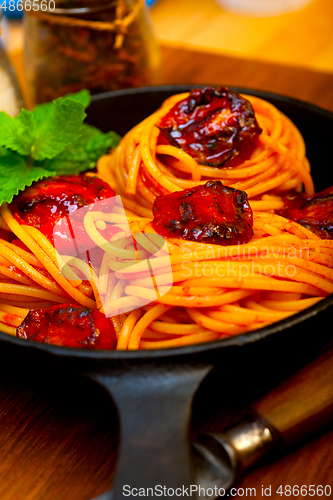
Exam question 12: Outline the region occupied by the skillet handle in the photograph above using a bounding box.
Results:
[90,363,212,500]
[254,346,333,447]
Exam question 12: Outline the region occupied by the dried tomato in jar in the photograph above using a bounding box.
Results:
[23,0,161,105]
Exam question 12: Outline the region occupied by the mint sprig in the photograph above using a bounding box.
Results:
[0,90,121,205]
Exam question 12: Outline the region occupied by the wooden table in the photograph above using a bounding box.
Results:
[152,0,333,75]
[1,46,333,500]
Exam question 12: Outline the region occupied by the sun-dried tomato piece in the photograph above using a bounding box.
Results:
[9,174,117,255]
[159,86,261,168]
[279,186,333,239]
[16,304,117,349]
[152,180,253,245]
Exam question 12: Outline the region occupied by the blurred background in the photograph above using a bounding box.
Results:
[0,0,333,112]
[2,0,333,74]
[149,0,333,74]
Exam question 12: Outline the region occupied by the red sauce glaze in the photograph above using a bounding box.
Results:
[152,180,253,245]
[279,186,333,239]
[16,304,117,349]
[9,174,117,255]
[158,87,261,168]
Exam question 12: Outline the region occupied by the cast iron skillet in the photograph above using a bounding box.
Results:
[1,86,333,499]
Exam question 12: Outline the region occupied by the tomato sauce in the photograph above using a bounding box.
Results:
[152,180,253,245]
[159,86,261,168]
[17,304,117,349]
[279,186,333,239]
[9,174,117,256]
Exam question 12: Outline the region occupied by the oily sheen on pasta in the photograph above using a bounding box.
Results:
[98,88,314,217]
[0,87,332,350]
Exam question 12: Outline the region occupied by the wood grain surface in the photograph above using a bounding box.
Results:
[0,46,333,500]
[151,0,333,75]
[160,46,333,113]
[254,347,333,447]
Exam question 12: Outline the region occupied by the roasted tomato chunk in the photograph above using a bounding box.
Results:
[17,304,117,349]
[9,174,117,255]
[279,186,333,239]
[159,86,261,168]
[152,180,253,245]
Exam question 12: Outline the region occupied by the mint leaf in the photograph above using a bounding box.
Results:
[0,147,9,157]
[0,109,35,155]
[65,89,91,108]
[31,90,90,124]
[0,95,86,161]
[46,125,121,175]
[0,153,56,204]
[31,98,86,160]
[0,90,121,206]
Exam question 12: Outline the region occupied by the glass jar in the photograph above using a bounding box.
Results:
[23,0,162,105]
[0,37,24,115]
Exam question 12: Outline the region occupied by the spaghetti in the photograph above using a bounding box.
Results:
[0,88,332,350]
[99,88,314,216]
[1,199,332,349]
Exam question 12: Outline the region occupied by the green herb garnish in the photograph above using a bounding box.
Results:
[0,90,121,205]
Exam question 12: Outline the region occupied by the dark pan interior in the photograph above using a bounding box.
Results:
[1,85,333,362]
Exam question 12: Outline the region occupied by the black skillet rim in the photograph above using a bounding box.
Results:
[1,84,332,360]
